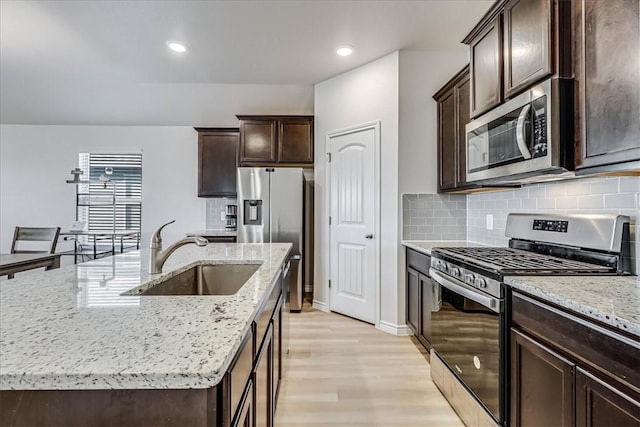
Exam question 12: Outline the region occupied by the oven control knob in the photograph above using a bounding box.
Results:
[464,273,476,284]
[450,267,460,277]
[477,278,487,289]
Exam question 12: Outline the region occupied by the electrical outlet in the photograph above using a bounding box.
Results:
[220,211,226,221]
[486,214,494,230]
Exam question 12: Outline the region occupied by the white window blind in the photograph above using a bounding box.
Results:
[78,153,142,233]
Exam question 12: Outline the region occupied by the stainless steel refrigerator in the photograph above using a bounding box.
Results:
[237,167,307,311]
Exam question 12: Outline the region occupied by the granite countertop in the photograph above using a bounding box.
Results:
[505,275,640,337]
[0,242,291,391]
[402,240,489,256]
[187,229,237,237]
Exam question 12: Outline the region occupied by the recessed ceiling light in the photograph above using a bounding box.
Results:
[336,45,354,57]
[166,41,187,53]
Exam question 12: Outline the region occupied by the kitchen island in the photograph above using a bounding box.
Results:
[0,242,291,426]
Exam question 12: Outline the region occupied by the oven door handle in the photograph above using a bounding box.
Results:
[516,104,532,160]
[429,269,502,314]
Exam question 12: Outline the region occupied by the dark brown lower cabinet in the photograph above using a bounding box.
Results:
[232,380,253,427]
[576,368,640,427]
[254,324,273,427]
[511,291,640,427]
[510,328,575,427]
[406,267,420,334]
[273,297,283,409]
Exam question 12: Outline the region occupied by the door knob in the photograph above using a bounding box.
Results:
[365,234,373,239]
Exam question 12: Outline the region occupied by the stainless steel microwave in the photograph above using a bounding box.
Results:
[466,79,574,184]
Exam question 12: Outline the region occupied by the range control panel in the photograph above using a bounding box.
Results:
[533,219,568,233]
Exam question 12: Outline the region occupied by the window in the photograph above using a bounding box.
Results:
[77,153,142,234]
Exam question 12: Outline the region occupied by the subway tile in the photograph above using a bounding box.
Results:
[556,196,578,210]
[521,198,537,210]
[545,183,566,197]
[578,195,605,210]
[507,199,522,210]
[411,217,427,226]
[528,186,546,198]
[537,198,556,209]
[604,193,637,209]
[620,177,640,193]
[590,179,620,195]
[403,194,417,202]
[562,179,592,196]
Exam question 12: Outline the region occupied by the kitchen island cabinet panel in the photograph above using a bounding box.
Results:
[254,324,273,427]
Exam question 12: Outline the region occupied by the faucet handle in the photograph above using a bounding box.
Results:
[150,220,176,248]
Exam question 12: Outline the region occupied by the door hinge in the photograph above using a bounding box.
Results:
[327,152,332,163]
[329,280,331,289]
[329,216,332,225]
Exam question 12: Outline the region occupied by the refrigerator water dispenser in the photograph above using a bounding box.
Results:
[244,200,262,225]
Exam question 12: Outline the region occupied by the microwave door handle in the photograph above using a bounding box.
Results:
[516,104,532,159]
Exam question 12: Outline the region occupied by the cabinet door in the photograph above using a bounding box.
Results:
[455,73,471,186]
[503,0,552,98]
[576,368,640,427]
[232,380,253,427]
[254,325,273,427]
[277,118,313,164]
[197,129,239,197]
[511,328,574,427]
[437,87,457,191]
[239,120,276,164]
[406,267,420,335]
[574,0,640,172]
[418,273,433,348]
[470,16,503,118]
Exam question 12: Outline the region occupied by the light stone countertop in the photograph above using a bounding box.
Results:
[505,275,640,337]
[402,240,489,256]
[0,243,291,391]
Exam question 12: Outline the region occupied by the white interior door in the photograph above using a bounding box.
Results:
[328,124,378,324]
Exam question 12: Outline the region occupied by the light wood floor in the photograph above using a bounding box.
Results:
[274,305,464,427]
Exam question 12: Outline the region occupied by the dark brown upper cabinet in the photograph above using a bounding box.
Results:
[195,128,239,197]
[237,115,314,166]
[463,0,570,118]
[434,66,473,192]
[503,0,552,98]
[573,0,640,174]
[469,16,503,118]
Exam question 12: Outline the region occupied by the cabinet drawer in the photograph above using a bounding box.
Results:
[406,248,430,275]
[254,281,281,355]
[229,329,253,418]
[512,292,640,392]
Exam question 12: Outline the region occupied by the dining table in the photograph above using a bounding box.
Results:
[0,253,61,278]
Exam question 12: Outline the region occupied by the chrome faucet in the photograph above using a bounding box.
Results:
[149,220,208,274]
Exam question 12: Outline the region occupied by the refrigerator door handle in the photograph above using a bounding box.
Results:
[289,254,302,261]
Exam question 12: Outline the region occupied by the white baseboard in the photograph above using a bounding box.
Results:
[312,300,330,312]
[377,321,414,336]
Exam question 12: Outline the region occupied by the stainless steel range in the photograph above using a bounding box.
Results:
[428,213,632,426]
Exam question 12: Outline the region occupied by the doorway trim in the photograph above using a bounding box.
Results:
[324,120,381,328]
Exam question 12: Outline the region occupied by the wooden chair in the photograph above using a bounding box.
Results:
[9,227,61,278]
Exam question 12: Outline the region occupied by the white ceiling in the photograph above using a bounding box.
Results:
[0,0,491,125]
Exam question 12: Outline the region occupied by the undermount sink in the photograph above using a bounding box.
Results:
[130,264,261,296]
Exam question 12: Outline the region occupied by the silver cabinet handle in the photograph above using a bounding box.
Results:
[365,234,373,239]
[516,104,532,159]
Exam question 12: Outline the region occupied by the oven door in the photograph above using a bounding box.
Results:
[430,269,503,423]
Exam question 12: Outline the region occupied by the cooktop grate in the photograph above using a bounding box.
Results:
[437,247,613,274]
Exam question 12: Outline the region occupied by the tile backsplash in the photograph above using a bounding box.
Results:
[467,176,640,274]
[205,198,237,229]
[402,194,467,240]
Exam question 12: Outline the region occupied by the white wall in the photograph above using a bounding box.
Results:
[314,52,401,330]
[0,125,207,255]
[396,49,468,328]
